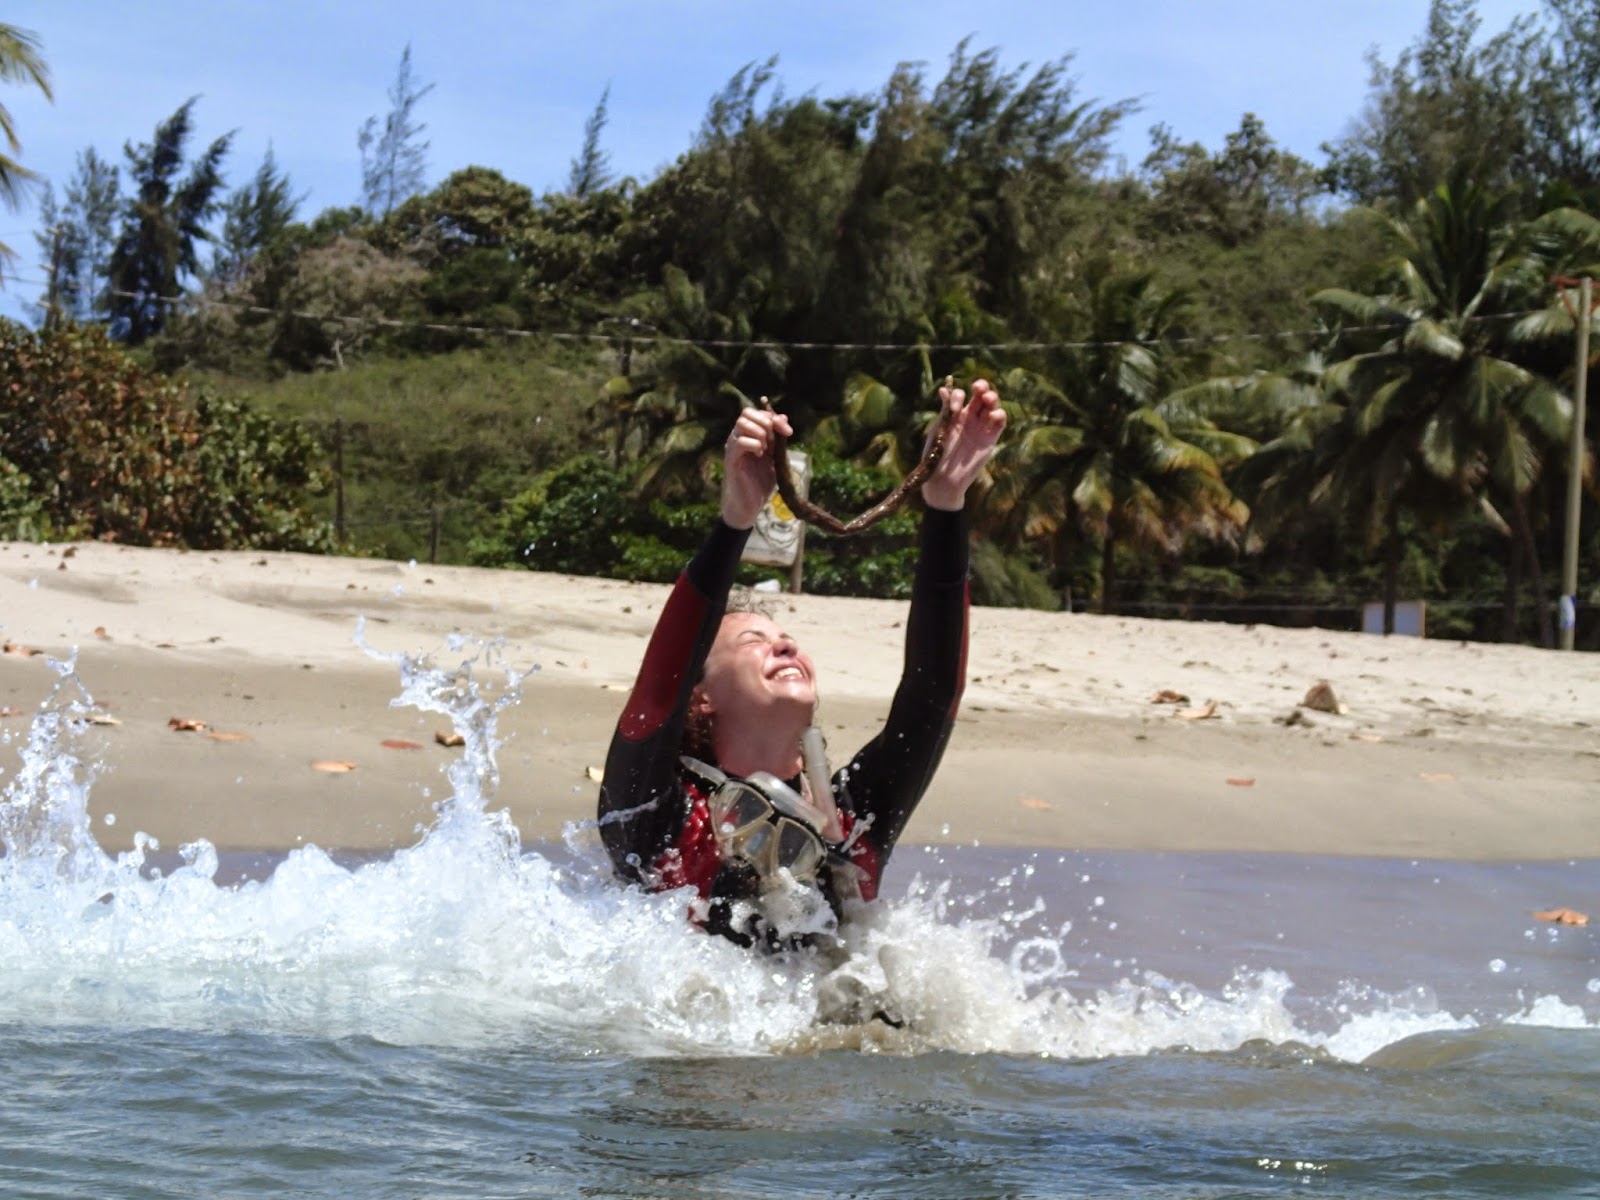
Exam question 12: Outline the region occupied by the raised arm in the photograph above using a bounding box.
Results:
[834,379,1006,864]
[596,407,792,881]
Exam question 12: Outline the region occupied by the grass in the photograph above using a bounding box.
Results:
[191,338,613,562]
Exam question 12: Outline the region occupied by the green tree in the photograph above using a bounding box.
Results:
[212,145,300,282]
[1141,113,1319,247]
[1320,0,1546,207]
[1312,175,1582,638]
[0,321,331,549]
[107,98,233,342]
[989,259,1252,612]
[359,44,433,217]
[0,21,51,278]
[34,147,120,324]
[568,86,614,199]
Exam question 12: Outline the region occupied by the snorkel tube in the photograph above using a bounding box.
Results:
[800,726,832,810]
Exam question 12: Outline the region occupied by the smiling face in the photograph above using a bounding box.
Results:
[694,612,818,728]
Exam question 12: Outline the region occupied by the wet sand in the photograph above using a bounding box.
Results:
[2,540,1596,859]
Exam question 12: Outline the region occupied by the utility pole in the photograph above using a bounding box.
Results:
[1558,276,1592,651]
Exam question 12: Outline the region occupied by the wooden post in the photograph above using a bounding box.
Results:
[1560,276,1591,651]
[334,417,346,544]
[429,503,441,564]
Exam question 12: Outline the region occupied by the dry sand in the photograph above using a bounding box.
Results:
[2,540,1596,860]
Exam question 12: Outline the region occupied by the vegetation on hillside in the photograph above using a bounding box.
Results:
[4,1,1600,648]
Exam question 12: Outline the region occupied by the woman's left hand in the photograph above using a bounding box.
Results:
[921,378,1007,512]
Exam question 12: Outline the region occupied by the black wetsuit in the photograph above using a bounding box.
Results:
[597,509,969,943]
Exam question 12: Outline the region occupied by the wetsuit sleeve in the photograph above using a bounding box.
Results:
[834,506,968,866]
[597,520,748,882]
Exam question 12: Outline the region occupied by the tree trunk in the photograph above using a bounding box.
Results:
[1382,505,1400,636]
[1501,523,1522,642]
[1099,530,1116,616]
[1511,492,1553,648]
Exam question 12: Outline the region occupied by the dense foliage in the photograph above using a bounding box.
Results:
[0,322,333,549]
[8,2,1600,647]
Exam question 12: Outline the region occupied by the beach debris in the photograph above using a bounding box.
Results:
[1533,907,1589,926]
[61,546,76,559]
[434,730,465,748]
[310,760,356,773]
[155,642,176,649]
[1225,777,1256,787]
[1276,709,1312,727]
[206,730,250,743]
[168,717,208,732]
[2,641,43,657]
[1349,732,1384,742]
[600,682,629,692]
[85,712,121,727]
[0,706,21,718]
[1175,700,1219,721]
[1018,797,1052,811]
[586,765,605,784]
[1419,772,1456,783]
[93,626,110,639]
[1150,689,1189,705]
[381,738,424,751]
[1301,681,1347,714]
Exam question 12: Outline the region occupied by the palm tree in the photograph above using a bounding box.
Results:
[989,258,1252,613]
[1312,173,1581,639]
[0,22,51,278]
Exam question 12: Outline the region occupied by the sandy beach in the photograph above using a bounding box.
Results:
[1,539,1596,860]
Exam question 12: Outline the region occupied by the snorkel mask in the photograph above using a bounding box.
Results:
[682,744,862,899]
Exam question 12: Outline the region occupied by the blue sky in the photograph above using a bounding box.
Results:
[0,0,1537,320]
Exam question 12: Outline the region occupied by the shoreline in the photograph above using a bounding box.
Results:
[2,540,1597,861]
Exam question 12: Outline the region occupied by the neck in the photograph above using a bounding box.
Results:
[712,715,806,781]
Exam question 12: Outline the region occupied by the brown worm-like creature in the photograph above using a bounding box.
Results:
[760,388,957,536]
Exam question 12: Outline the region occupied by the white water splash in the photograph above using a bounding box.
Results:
[0,642,1592,1062]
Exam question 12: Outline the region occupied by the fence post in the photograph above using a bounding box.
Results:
[334,417,346,544]
[429,504,441,564]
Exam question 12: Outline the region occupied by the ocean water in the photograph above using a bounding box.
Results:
[1,644,1596,1199]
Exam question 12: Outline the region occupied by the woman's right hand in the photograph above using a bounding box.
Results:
[721,407,793,529]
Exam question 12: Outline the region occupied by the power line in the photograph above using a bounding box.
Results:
[81,286,1546,357]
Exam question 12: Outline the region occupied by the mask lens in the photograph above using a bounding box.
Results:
[714,784,772,834]
[776,819,825,881]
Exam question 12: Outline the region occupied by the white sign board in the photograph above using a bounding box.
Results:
[742,450,809,568]
[1361,600,1427,637]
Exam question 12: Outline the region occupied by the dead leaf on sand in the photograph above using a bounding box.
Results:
[168,717,208,732]
[1018,797,1053,811]
[1533,907,1589,926]
[599,682,630,692]
[434,730,465,748]
[85,712,122,727]
[1349,732,1384,743]
[1175,700,1219,721]
[2,641,42,658]
[1225,777,1256,787]
[93,626,110,640]
[585,765,605,784]
[0,706,22,718]
[381,738,424,750]
[1150,689,1189,705]
[1419,771,1456,783]
[311,760,357,773]
[206,730,250,743]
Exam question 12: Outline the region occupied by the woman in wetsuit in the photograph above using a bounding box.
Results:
[597,379,1005,946]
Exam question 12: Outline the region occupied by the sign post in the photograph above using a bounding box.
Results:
[742,450,810,593]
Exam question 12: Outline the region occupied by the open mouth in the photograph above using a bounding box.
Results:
[771,666,807,682]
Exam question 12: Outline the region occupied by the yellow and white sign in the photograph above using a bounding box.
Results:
[743,450,809,567]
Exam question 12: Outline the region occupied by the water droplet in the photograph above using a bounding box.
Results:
[1488,958,1507,974]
